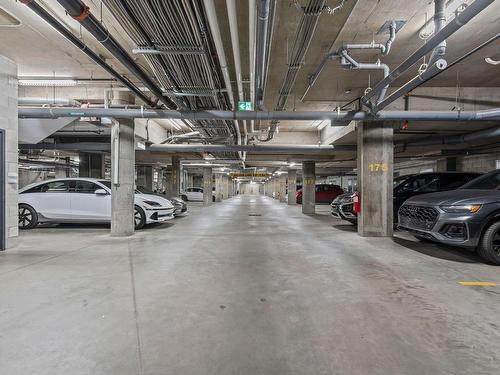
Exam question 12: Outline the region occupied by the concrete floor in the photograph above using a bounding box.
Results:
[1,195,500,375]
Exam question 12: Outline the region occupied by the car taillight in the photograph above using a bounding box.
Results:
[352,192,361,214]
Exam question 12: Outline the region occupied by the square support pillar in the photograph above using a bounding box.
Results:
[287,170,297,205]
[215,173,223,202]
[302,161,315,214]
[279,174,287,202]
[0,56,18,249]
[222,175,229,199]
[357,121,394,237]
[169,156,181,196]
[203,167,213,206]
[111,119,135,237]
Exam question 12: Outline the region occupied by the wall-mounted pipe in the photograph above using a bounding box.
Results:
[19,0,156,107]
[18,107,500,122]
[362,0,494,110]
[402,125,500,148]
[148,143,355,154]
[55,0,177,109]
[18,97,81,107]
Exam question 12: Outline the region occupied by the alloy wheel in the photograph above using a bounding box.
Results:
[492,229,500,255]
[19,207,33,228]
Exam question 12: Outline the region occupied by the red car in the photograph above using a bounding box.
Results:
[296,184,344,204]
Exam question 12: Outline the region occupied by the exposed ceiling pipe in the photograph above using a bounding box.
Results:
[376,58,447,110]
[375,32,500,111]
[344,21,396,55]
[254,0,273,111]
[260,0,326,142]
[203,0,242,159]
[18,97,81,107]
[338,50,390,102]
[249,0,256,134]
[226,0,247,160]
[19,0,156,107]
[362,0,495,111]
[54,0,177,109]
[427,0,447,68]
[18,107,500,122]
[148,144,355,154]
[402,125,500,148]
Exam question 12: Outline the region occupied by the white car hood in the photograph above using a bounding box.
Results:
[135,193,174,208]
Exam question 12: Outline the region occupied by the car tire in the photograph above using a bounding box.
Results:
[181,194,188,202]
[477,221,500,265]
[134,205,146,230]
[18,204,38,230]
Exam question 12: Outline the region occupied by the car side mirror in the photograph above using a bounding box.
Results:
[95,189,108,196]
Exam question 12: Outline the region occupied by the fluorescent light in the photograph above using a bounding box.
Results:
[18,78,78,87]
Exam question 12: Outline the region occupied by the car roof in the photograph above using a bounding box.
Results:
[20,178,110,192]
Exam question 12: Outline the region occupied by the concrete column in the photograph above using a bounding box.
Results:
[111,119,135,237]
[0,56,18,249]
[222,175,229,199]
[79,153,104,178]
[136,165,153,190]
[287,169,297,205]
[279,174,287,202]
[357,121,393,237]
[203,167,213,205]
[169,156,181,196]
[302,161,316,214]
[215,173,223,202]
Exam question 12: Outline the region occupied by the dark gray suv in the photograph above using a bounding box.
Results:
[398,169,500,264]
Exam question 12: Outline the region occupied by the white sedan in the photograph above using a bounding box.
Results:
[18,178,175,230]
[181,187,204,201]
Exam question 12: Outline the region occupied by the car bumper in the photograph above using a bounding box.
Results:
[145,208,175,223]
[173,204,188,216]
[398,208,481,248]
[331,202,357,221]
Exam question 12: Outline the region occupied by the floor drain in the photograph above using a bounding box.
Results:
[248,213,262,216]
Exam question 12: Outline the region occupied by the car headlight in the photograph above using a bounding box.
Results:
[440,204,481,214]
[143,200,162,207]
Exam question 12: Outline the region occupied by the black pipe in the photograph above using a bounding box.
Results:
[20,0,155,107]
[55,0,177,109]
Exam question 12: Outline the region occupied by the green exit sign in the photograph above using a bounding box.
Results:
[238,101,253,111]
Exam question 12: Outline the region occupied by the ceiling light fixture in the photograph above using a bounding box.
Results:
[18,78,78,87]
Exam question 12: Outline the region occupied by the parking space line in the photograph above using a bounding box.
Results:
[459,281,497,287]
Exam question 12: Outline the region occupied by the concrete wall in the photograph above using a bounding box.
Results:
[0,56,18,248]
[240,183,261,195]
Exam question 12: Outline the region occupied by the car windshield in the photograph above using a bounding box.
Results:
[460,171,500,190]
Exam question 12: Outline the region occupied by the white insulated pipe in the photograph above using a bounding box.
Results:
[249,0,256,134]
[203,0,242,157]
[226,0,247,161]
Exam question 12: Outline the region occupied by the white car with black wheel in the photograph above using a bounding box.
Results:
[18,178,175,230]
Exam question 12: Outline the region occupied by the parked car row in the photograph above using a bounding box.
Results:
[296,184,344,204]
[331,172,481,225]
[331,170,500,264]
[18,178,187,231]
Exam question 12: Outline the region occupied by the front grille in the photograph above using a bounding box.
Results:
[399,205,439,231]
[342,203,353,214]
